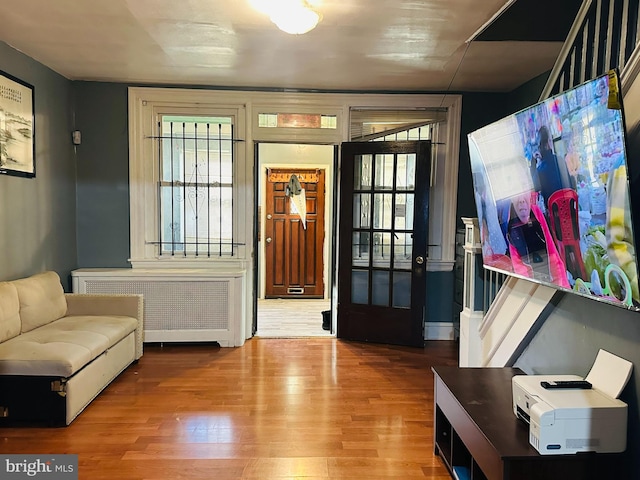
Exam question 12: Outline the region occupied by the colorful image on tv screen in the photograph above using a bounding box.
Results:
[468,71,639,310]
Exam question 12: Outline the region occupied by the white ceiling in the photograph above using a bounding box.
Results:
[0,0,568,92]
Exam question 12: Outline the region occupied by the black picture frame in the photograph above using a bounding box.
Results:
[0,69,35,178]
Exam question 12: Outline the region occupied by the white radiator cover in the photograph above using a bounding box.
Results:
[72,269,246,346]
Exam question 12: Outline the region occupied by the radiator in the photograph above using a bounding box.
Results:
[71,269,246,346]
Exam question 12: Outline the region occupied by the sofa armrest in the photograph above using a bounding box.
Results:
[65,294,144,359]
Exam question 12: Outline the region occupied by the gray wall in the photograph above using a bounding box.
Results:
[515,295,640,474]
[73,82,130,268]
[0,42,76,290]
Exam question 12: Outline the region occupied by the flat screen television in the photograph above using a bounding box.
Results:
[468,70,640,311]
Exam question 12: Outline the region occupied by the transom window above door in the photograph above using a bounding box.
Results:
[258,113,337,129]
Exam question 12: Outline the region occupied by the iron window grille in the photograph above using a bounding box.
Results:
[153,116,238,257]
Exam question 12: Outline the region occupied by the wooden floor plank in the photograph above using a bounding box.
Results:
[0,338,458,479]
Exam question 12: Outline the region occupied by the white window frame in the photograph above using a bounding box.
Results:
[128,91,249,269]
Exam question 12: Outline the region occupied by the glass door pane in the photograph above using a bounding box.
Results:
[352,232,370,267]
[354,154,373,190]
[372,232,392,268]
[353,194,371,228]
[374,154,395,190]
[396,154,416,190]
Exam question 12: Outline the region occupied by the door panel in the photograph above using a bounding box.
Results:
[337,141,430,347]
[273,219,285,286]
[265,168,325,298]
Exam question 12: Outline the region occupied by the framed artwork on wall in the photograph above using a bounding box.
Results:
[0,70,35,178]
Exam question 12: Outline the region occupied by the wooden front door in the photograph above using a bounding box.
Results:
[337,141,431,347]
[265,168,325,298]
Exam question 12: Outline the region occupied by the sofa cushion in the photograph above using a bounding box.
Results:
[0,282,21,343]
[12,271,67,333]
[0,314,137,377]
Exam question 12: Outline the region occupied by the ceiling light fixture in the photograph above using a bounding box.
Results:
[250,0,322,35]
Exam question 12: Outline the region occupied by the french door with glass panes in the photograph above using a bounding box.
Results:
[337,141,430,347]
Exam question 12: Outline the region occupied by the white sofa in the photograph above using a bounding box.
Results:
[0,271,143,426]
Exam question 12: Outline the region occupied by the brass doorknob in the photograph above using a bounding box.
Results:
[415,256,424,265]
[266,237,272,243]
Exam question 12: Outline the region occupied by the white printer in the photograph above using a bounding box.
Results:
[512,349,633,455]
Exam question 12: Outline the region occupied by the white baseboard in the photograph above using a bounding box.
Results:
[424,322,456,341]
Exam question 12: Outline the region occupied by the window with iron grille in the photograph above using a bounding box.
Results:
[157,115,235,257]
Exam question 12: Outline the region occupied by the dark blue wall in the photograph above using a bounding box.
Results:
[0,42,76,289]
[73,82,130,268]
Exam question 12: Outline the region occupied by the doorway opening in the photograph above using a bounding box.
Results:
[255,143,336,337]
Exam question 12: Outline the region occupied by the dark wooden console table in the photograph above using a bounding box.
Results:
[432,366,625,480]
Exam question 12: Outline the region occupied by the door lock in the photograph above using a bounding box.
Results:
[266,214,272,220]
[266,237,272,243]
[415,256,424,265]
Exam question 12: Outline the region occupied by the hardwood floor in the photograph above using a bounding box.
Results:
[0,338,459,480]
